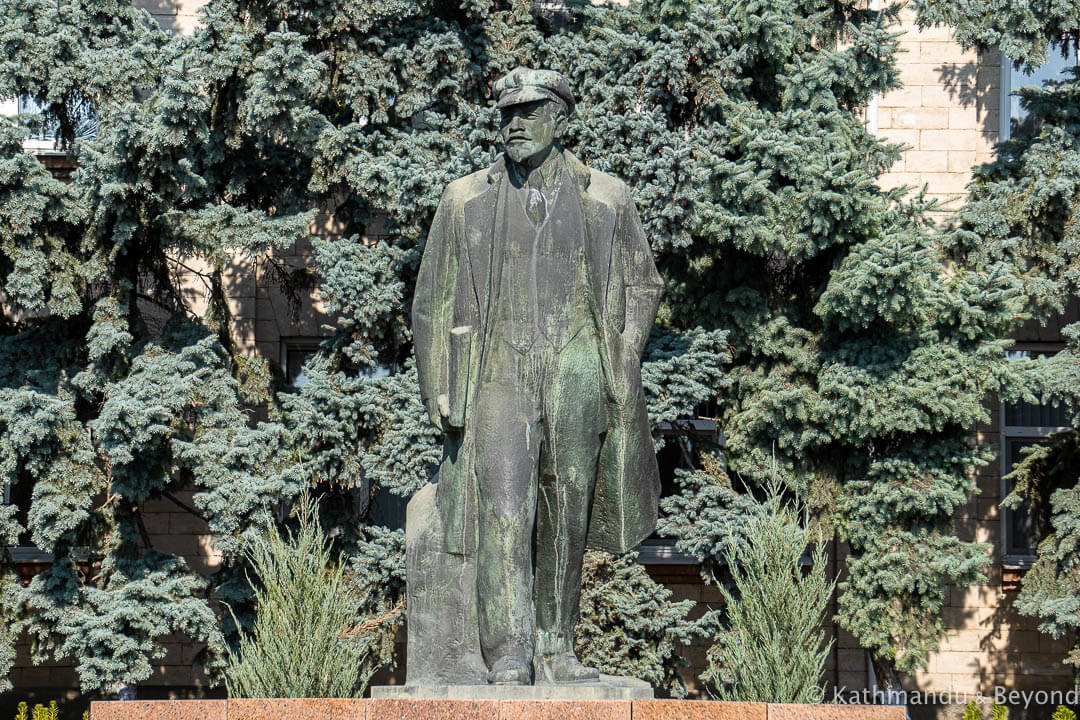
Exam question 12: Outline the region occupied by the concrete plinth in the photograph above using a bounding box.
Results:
[371,674,653,701]
[90,698,908,719]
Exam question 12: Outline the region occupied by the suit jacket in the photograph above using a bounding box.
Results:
[412,150,662,556]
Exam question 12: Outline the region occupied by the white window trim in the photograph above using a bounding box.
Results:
[999,57,1013,142]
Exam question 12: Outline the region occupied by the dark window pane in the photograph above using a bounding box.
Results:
[3,479,34,547]
[285,343,320,388]
[1008,46,1078,137]
[1004,400,1070,428]
[1003,438,1050,556]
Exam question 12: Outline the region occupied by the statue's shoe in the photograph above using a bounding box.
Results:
[545,652,600,683]
[488,655,533,685]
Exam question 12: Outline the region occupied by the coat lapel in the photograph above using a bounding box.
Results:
[462,157,506,327]
[564,152,615,319]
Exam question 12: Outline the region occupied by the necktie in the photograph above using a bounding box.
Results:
[526,185,547,226]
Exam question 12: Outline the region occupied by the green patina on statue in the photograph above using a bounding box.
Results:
[408,67,662,688]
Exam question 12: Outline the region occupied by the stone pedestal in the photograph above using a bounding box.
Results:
[90,699,908,719]
[371,674,653,700]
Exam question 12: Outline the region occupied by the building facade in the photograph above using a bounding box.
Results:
[2,2,1077,718]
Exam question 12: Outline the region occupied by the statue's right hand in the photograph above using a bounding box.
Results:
[437,393,451,421]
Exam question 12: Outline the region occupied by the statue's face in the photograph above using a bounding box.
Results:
[499,99,566,167]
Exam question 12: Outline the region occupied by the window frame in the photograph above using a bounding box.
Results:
[638,418,723,566]
[1,96,96,155]
[999,345,1071,568]
[1,482,54,563]
[280,337,325,390]
[999,45,1080,142]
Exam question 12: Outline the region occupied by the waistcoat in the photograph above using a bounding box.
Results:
[492,163,590,355]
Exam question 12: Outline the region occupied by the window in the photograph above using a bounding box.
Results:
[1000,44,1079,141]
[638,411,722,565]
[282,338,323,389]
[1000,349,1071,563]
[0,95,98,153]
[2,479,53,563]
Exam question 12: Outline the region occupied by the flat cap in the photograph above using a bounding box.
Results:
[494,67,575,113]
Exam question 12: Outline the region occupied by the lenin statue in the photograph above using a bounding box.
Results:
[407,67,663,688]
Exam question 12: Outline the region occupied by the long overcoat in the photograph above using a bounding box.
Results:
[411,150,662,557]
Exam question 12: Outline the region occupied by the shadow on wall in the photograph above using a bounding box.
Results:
[134,0,202,35]
[936,50,1001,133]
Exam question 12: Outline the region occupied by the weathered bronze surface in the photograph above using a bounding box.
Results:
[408,67,662,688]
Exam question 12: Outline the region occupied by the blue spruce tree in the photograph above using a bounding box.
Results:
[0,0,717,694]
[0,0,1026,696]
[914,0,1080,675]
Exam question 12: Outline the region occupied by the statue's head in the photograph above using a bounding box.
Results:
[494,67,575,168]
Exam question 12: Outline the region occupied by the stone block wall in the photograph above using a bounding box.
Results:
[875,9,1001,222]
[137,0,205,34]
[872,9,1076,711]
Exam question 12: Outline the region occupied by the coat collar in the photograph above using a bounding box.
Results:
[486,149,591,191]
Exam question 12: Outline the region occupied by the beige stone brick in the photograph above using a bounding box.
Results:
[878,172,924,191]
[699,582,723,603]
[146,11,194,33]
[942,632,986,653]
[14,666,51,685]
[921,130,978,152]
[977,130,1000,153]
[836,627,863,650]
[836,671,868,693]
[146,664,195,686]
[946,107,983,131]
[665,584,702,602]
[891,107,949,129]
[921,85,965,108]
[196,534,224,565]
[47,667,77,685]
[170,511,209,534]
[903,150,949,172]
[142,511,171,534]
[920,42,979,64]
[181,641,205,664]
[909,23,958,42]
[161,642,183,665]
[256,340,279,361]
[148,533,199,557]
[926,192,966,210]
[879,86,923,109]
[917,171,973,195]
[137,0,207,12]
[978,65,1004,88]
[954,582,1004,609]
[999,630,1041,654]
[255,318,282,343]
[1040,634,1073,655]
[226,293,256,319]
[897,63,946,87]
[975,497,1000,522]
[1017,652,1071,675]
[974,520,1000,545]
[232,316,257,346]
[837,648,865,674]
[943,605,998,628]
